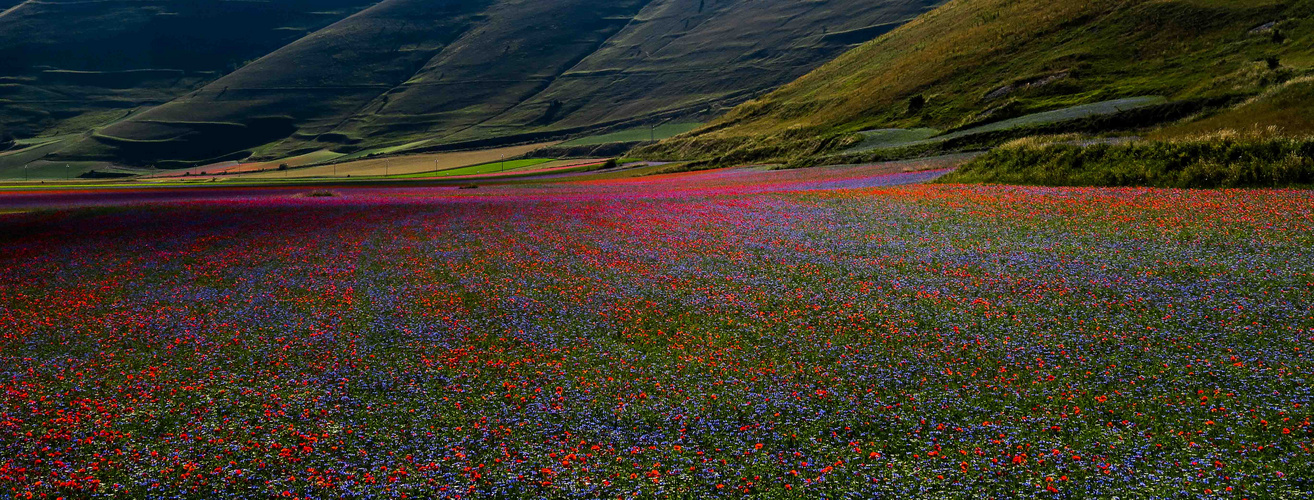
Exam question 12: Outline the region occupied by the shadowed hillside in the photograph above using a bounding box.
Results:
[45,0,942,167]
[56,0,503,167]
[0,0,377,140]
[393,0,946,147]
[242,0,654,160]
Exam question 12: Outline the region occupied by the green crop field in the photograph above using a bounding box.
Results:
[386,158,558,179]
[558,123,705,147]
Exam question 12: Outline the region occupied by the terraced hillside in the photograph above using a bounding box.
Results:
[642,0,1314,164]
[0,0,378,140]
[45,0,943,167]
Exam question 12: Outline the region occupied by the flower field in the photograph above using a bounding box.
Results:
[1,168,1312,498]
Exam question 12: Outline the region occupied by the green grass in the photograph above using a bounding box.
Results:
[940,135,1314,188]
[332,140,437,163]
[936,97,1167,139]
[830,97,1172,156]
[36,109,138,138]
[13,135,74,147]
[558,123,705,146]
[344,160,601,183]
[1155,76,1314,138]
[0,161,141,181]
[844,128,941,152]
[279,150,345,167]
[842,97,1169,154]
[386,158,557,179]
[0,140,77,178]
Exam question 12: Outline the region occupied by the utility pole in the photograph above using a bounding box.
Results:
[23,163,29,181]
[650,118,674,142]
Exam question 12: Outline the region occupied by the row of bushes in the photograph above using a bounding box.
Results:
[941,134,1314,188]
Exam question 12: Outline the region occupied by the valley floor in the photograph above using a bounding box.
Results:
[0,162,1310,498]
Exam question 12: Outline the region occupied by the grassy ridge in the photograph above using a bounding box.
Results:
[645,0,1314,166]
[941,133,1314,188]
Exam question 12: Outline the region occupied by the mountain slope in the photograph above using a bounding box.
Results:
[0,0,377,140]
[58,0,510,165]
[386,0,945,146]
[643,0,1314,162]
[52,0,943,167]
[259,0,654,158]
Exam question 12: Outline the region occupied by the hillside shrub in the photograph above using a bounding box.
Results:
[942,133,1314,188]
[908,94,926,115]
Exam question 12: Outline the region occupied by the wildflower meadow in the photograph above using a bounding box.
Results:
[1,167,1311,498]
